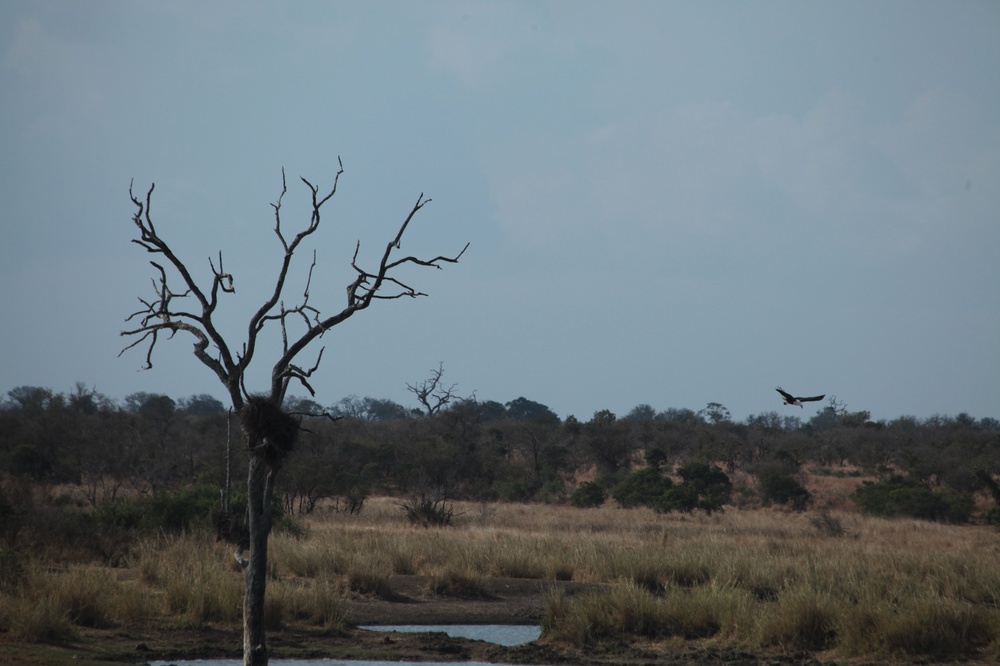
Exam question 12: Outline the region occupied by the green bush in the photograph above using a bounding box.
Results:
[938,490,974,524]
[96,484,220,535]
[570,481,606,508]
[493,476,541,502]
[652,463,731,514]
[986,504,1000,530]
[758,471,811,510]
[851,476,972,523]
[612,468,672,508]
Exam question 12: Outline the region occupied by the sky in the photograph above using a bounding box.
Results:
[1,1,998,423]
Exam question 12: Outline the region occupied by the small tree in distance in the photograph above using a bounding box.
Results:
[120,159,467,666]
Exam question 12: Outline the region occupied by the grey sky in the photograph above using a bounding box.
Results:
[1,1,998,422]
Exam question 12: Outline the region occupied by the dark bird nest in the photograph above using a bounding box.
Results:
[240,396,300,465]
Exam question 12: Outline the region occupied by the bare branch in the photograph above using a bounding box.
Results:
[271,168,289,251]
[243,161,344,380]
[406,362,459,416]
[121,182,242,404]
[125,162,466,413]
[209,252,235,296]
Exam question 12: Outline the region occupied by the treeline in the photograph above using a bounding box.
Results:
[2,383,999,527]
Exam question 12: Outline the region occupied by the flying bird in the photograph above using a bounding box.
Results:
[776,386,825,408]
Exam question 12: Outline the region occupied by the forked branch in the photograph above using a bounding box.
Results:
[121,160,468,408]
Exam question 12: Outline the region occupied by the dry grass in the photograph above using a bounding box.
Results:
[279,498,1000,660]
[2,496,999,661]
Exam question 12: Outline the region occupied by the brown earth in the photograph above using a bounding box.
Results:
[341,574,601,626]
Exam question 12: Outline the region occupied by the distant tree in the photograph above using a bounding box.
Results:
[476,399,507,421]
[364,397,410,421]
[283,395,325,416]
[120,162,466,666]
[585,410,633,473]
[68,383,115,415]
[5,386,58,415]
[333,395,408,421]
[506,397,559,423]
[644,447,668,470]
[978,417,1000,431]
[782,415,803,431]
[954,412,977,429]
[656,407,703,425]
[807,406,838,431]
[407,363,460,417]
[663,463,732,514]
[180,393,226,415]
[625,404,657,422]
[138,394,176,419]
[124,391,160,413]
[746,411,784,431]
[698,402,732,425]
[839,409,874,428]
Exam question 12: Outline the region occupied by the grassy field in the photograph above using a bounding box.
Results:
[2,494,1000,663]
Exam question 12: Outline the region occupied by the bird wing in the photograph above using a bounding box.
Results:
[775,387,794,401]
[798,394,825,402]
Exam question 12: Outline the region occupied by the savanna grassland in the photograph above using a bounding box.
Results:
[2,491,1000,665]
[3,388,1000,663]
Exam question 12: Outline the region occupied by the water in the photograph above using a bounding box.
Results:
[359,624,541,646]
[149,661,507,666]
[150,661,508,666]
[148,624,542,666]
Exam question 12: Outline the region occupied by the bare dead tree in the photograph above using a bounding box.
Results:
[120,159,467,666]
[406,362,459,416]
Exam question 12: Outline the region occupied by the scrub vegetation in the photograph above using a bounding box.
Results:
[2,384,999,662]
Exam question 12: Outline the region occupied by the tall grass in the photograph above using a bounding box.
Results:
[3,497,999,661]
[133,535,243,625]
[0,563,157,641]
[274,498,1000,660]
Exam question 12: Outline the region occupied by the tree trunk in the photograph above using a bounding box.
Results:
[243,451,275,666]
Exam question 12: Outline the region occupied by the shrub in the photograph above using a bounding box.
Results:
[97,484,219,535]
[939,490,975,524]
[852,476,972,523]
[570,482,606,508]
[539,478,568,504]
[644,447,668,469]
[612,468,672,508]
[147,485,219,533]
[986,504,1000,530]
[493,476,541,502]
[400,493,455,526]
[809,511,844,537]
[758,471,811,511]
[652,464,732,514]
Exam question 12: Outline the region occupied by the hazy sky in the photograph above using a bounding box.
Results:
[1,1,998,422]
